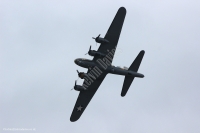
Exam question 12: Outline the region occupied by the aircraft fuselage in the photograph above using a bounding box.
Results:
[74,58,144,78]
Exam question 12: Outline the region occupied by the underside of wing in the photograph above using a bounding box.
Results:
[93,7,126,64]
[70,7,127,122]
[70,72,107,122]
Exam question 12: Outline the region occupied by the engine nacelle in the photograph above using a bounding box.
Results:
[86,46,106,57]
[89,50,106,57]
[93,34,109,44]
[74,85,87,91]
[96,37,109,44]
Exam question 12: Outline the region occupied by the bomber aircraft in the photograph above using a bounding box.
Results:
[70,7,145,122]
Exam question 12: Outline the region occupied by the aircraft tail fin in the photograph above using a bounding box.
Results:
[128,50,145,71]
[121,50,145,97]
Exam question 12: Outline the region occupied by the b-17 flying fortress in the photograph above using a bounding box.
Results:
[70,7,145,122]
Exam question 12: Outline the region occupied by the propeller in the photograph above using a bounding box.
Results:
[71,80,77,91]
[76,70,81,80]
[77,70,80,74]
[85,45,92,55]
[77,70,84,79]
[71,70,81,91]
[92,34,100,45]
[92,34,100,40]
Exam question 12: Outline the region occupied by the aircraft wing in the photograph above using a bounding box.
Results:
[70,7,126,122]
[70,70,107,122]
[93,7,126,64]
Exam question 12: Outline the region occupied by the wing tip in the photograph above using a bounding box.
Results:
[140,50,145,54]
[70,115,80,122]
[119,7,126,13]
[121,92,126,97]
[70,117,78,122]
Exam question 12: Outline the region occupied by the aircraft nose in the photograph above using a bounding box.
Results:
[74,59,80,65]
[74,59,77,64]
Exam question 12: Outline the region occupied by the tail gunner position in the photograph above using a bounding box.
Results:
[70,7,145,122]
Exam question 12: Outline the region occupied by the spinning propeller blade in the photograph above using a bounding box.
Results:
[85,46,92,55]
[71,80,77,91]
[92,34,100,40]
[92,34,100,45]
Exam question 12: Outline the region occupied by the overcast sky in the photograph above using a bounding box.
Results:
[1,0,200,133]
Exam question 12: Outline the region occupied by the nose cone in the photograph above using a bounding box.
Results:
[74,59,78,65]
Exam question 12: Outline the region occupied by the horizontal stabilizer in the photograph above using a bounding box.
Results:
[128,50,145,72]
[121,50,145,97]
[121,76,135,96]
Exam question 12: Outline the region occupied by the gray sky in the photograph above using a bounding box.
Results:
[1,0,200,133]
